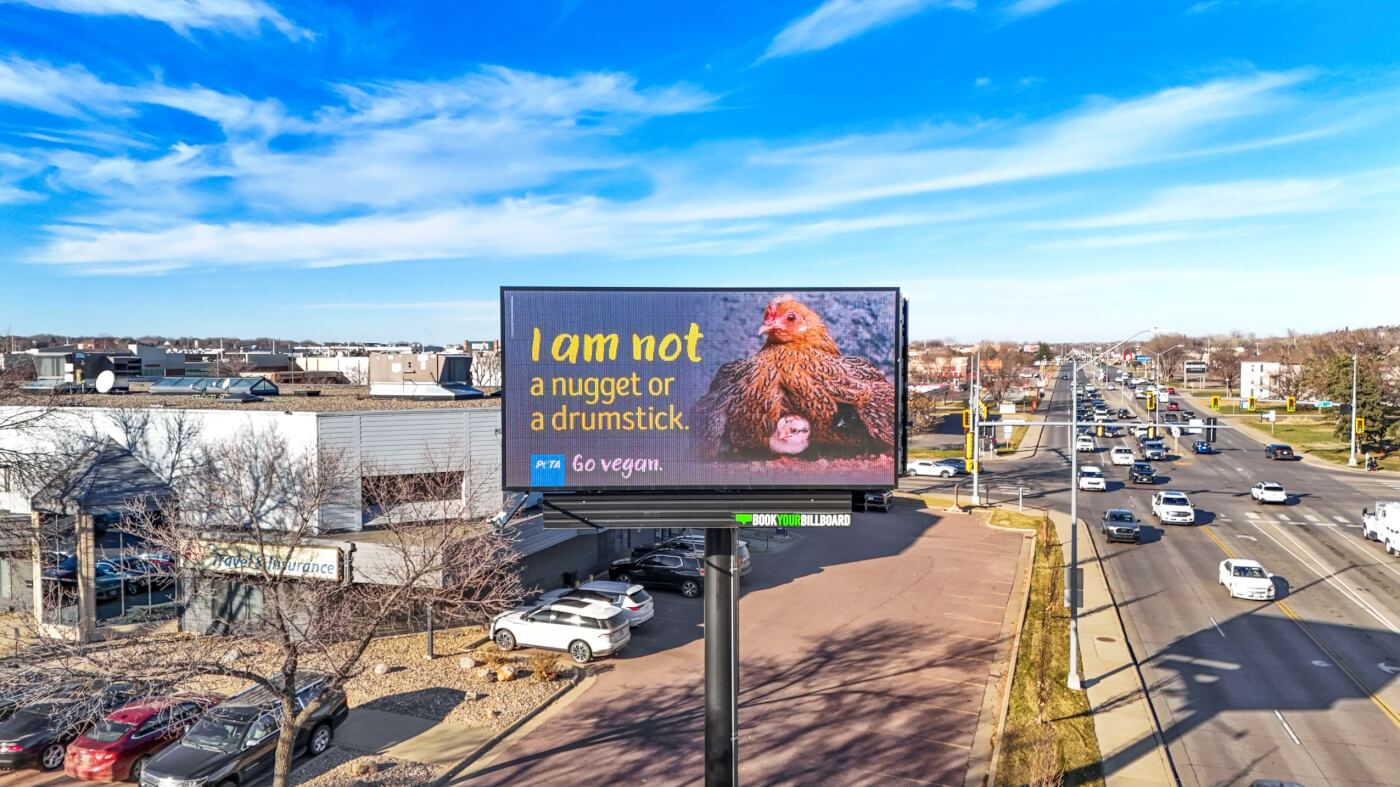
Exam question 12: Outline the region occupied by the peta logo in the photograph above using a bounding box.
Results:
[530,454,566,487]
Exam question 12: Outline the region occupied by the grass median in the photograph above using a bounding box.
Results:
[989,509,1104,787]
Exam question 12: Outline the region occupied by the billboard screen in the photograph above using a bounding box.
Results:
[501,288,901,491]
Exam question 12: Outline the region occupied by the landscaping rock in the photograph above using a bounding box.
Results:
[496,665,517,682]
[458,655,477,670]
[477,667,496,682]
[372,663,393,676]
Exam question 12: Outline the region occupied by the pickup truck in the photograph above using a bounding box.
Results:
[1152,491,1196,525]
[1363,502,1400,554]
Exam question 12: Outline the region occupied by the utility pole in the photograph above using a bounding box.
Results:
[1348,352,1359,467]
[1067,357,1082,691]
[971,351,982,505]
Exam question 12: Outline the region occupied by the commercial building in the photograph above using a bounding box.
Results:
[0,388,659,639]
[1239,358,1304,401]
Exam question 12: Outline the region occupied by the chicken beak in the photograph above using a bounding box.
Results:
[758,320,779,336]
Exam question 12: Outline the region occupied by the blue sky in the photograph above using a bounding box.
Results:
[1,0,1398,343]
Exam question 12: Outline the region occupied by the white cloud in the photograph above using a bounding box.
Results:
[4,0,312,40]
[11,67,1367,275]
[0,57,123,117]
[1046,178,1343,229]
[974,76,992,87]
[1003,0,1071,17]
[764,0,973,60]
[1029,228,1240,250]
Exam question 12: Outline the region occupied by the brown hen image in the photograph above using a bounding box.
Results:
[695,295,895,457]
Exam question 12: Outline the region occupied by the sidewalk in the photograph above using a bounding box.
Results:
[335,708,495,768]
[985,408,1048,463]
[1047,510,1175,787]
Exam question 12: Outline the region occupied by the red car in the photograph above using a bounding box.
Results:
[64,694,221,782]
[1167,402,1180,411]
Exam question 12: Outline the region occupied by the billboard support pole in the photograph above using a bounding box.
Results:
[705,528,740,787]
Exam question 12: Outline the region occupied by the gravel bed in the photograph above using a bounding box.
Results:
[292,746,440,786]
[185,627,572,733]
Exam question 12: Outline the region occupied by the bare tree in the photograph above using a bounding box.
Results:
[4,428,525,787]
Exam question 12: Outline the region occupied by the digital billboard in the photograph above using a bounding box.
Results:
[501,288,901,491]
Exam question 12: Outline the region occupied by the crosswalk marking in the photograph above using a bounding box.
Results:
[1334,516,1350,524]
[1246,511,1261,519]
[1277,514,1291,523]
[1304,513,1320,523]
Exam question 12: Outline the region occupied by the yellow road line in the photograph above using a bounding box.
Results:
[1198,525,1400,729]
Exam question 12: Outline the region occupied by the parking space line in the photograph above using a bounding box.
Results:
[1274,710,1302,745]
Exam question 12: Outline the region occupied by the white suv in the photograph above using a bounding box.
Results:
[1110,446,1135,466]
[1151,491,1196,525]
[1250,482,1288,505]
[1075,435,1097,452]
[539,581,655,627]
[1078,466,1106,492]
[491,598,631,663]
[908,459,962,478]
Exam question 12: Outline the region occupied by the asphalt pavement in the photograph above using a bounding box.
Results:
[1025,366,1400,787]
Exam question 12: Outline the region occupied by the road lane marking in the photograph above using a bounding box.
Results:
[1209,615,1225,637]
[1274,710,1302,745]
[1198,525,1400,731]
[1246,511,1260,519]
[1249,522,1400,635]
[1334,516,1350,524]
[1276,514,1292,523]
[1304,513,1320,523]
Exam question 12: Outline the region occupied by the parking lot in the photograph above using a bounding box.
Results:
[454,498,1032,786]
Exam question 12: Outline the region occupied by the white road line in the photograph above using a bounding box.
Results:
[1235,466,1247,473]
[1250,521,1400,635]
[1274,710,1302,745]
[1334,516,1350,524]
[1246,511,1261,519]
[1304,513,1321,523]
[1209,615,1226,638]
[1276,514,1291,523]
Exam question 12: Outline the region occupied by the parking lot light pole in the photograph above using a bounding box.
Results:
[704,528,740,787]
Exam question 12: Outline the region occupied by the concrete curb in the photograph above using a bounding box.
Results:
[967,516,1037,787]
[432,664,591,784]
[1048,510,1176,787]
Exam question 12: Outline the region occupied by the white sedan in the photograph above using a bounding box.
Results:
[1078,466,1106,492]
[908,459,962,478]
[1219,559,1276,601]
[1250,482,1288,504]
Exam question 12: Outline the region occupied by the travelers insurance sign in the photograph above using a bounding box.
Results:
[500,288,901,492]
[185,541,342,581]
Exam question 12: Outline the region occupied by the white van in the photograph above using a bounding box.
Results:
[1110,446,1135,466]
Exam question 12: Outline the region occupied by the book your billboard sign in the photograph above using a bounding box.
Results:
[501,287,902,491]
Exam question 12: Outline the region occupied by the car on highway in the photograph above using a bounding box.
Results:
[1075,435,1096,453]
[64,694,222,783]
[1167,402,1180,411]
[1129,461,1156,485]
[140,675,348,787]
[1192,440,1214,454]
[1105,383,1117,390]
[1151,491,1195,525]
[1101,509,1141,543]
[1110,446,1135,466]
[492,598,631,663]
[1078,466,1106,492]
[1264,444,1296,460]
[539,581,655,628]
[1218,559,1276,600]
[1142,440,1168,461]
[1250,482,1288,504]
[610,550,705,598]
[907,459,963,478]
[1117,408,1131,419]
[1135,388,1147,399]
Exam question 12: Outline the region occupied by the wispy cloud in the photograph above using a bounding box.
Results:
[3,0,312,39]
[1003,0,1071,18]
[22,70,1348,273]
[1044,177,1344,230]
[308,300,498,311]
[763,0,973,60]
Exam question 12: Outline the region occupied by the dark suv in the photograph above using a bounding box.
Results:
[1129,462,1156,485]
[1264,444,1296,460]
[609,550,705,598]
[139,674,348,787]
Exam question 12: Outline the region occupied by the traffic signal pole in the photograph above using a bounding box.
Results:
[1068,359,1081,691]
[1349,353,1359,467]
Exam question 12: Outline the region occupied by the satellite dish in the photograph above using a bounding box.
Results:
[95,370,116,394]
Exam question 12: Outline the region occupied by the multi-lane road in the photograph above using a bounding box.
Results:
[906,366,1400,787]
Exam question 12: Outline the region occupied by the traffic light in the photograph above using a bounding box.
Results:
[1096,424,1105,437]
[964,433,975,460]
[964,459,978,474]
[1286,396,1296,413]
[1146,392,1156,411]
[1147,425,1158,440]
[1205,416,1218,443]
[1357,417,1367,433]
[1210,395,1221,411]
[1247,396,1256,411]
[979,402,988,419]
[962,409,971,431]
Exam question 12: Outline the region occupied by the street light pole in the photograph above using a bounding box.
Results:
[1349,352,1359,467]
[971,352,982,505]
[1068,358,1082,691]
